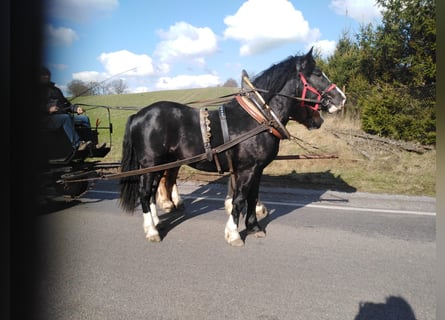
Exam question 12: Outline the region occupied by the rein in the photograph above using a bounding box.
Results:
[185,87,323,109]
[61,123,272,183]
[184,92,239,106]
[61,70,338,184]
[185,73,333,109]
[186,70,338,140]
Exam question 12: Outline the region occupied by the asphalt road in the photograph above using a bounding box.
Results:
[34,180,436,320]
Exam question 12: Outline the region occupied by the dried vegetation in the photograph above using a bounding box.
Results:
[182,115,436,196]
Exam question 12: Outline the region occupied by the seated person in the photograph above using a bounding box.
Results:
[74,106,91,128]
[40,66,104,150]
[73,106,106,149]
[42,98,91,151]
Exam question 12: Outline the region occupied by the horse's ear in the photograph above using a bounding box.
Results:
[306,46,314,57]
[296,47,315,74]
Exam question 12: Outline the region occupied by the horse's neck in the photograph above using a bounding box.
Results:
[267,92,294,125]
[266,74,299,124]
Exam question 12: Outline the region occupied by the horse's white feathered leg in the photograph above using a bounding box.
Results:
[156,187,175,213]
[171,184,183,209]
[225,196,268,219]
[143,210,161,242]
[224,215,243,247]
[150,202,160,226]
[255,201,268,219]
[224,196,232,215]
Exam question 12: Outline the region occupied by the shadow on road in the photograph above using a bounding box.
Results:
[37,170,357,241]
[156,170,356,240]
[354,296,417,320]
[37,196,82,215]
[261,169,357,193]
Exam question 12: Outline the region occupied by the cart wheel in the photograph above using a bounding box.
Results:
[55,180,89,198]
[56,171,91,198]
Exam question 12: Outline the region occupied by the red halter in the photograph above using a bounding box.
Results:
[298,72,337,111]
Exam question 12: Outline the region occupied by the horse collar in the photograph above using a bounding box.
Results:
[236,71,291,139]
[235,94,286,139]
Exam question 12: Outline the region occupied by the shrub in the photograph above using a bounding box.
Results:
[360,84,435,145]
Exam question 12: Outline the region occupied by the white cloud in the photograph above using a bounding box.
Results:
[45,24,78,47]
[155,74,221,90]
[308,40,337,58]
[223,0,320,56]
[70,50,158,88]
[154,21,218,63]
[44,0,119,21]
[72,70,107,83]
[330,0,382,24]
[98,50,156,77]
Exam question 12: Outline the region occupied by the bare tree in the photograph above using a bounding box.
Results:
[67,79,90,97]
[223,78,238,88]
[86,81,102,95]
[108,79,128,94]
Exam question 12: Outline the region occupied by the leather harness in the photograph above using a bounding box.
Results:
[61,73,292,184]
[197,70,292,179]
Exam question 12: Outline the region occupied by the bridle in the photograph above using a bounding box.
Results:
[184,68,340,142]
[298,72,337,111]
[251,71,338,112]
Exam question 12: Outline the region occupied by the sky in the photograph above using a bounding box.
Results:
[42,0,383,95]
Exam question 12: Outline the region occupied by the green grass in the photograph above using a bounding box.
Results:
[72,87,238,161]
[71,88,436,197]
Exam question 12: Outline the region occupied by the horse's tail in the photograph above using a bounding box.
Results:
[119,114,140,213]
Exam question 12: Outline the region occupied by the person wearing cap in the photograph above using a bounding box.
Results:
[40,66,93,151]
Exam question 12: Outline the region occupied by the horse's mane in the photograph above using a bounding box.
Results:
[252,55,298,103]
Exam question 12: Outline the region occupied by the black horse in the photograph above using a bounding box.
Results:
[119,48,346,246]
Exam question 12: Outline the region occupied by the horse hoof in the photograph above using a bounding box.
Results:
[146,234,161,242]
[163,207,174,214]
[253,230,266,238]
[160,203,176,214]
[229,238,244,247]
[225,229,244,247]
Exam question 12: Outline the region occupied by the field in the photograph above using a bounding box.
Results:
[73,87,436,197]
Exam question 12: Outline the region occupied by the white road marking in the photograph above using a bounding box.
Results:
[86,190,435,216]
[184,196,436,216]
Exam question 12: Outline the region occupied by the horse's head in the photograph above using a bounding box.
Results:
[290,47,346,129]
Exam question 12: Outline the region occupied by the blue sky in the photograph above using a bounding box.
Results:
[42,0,382,95]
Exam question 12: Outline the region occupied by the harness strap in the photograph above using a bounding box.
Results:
[219,105,230,143]
[236,94,284,139]
[239,71,291,139]
[99,124,271,181]
[218,106,236,182]
[199,108,213,161]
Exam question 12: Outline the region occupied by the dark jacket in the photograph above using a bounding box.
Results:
[41,81,75,114]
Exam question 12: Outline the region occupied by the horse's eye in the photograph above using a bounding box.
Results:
[313,68,322,76]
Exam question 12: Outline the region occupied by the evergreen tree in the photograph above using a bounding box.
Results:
[374,0,436,85]
[323,0,435,144]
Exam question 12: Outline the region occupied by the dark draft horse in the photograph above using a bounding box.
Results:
[119,48,346,246]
